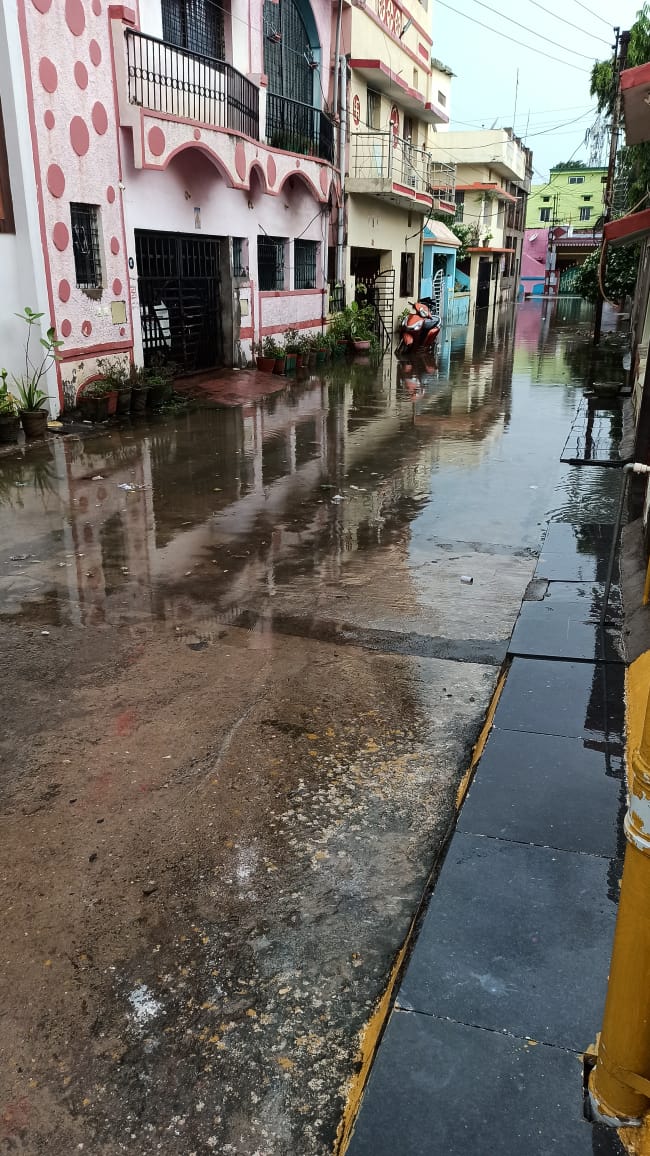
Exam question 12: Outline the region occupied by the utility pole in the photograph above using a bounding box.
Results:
[593,27,630,345]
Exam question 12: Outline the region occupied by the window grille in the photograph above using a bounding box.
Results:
[294,240,317,289]
[258,237,285,291]
[233,237,246,277]
[263,0,312,104]
[539,207,551,222]
[71,203,102,290]
[162,0,225,60]
[454,190,464,222]
[579,206,591,221]
[399,252,415,297]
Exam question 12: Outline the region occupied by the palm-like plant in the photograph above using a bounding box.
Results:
[3,307,63,412]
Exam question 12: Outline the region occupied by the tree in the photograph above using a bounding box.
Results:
[448,221,479,263]
[574,243,640,304]
[551,160,590,171]
[590,6,650,210]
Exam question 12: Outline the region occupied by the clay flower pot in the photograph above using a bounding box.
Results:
[256,355,276,373]
[273,357,287,375]
[116,387,132,416]
[131,386,149,415]
[0,412,20,443]
[20,409,48,438]
[106,390,119,417]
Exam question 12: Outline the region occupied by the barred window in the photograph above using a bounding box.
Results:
[399,251,415,298]
[294,240,318,289]
[258,236,285,291]
[71,203,103,290]
[539,207,551,222]
[162,0,225,60]
[233,237,247,277]
[454,190,464,222]
[579,206,591,221]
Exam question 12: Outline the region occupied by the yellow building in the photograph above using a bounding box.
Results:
[339,0,455,336]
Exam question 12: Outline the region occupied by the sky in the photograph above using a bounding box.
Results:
[432,0,641,181]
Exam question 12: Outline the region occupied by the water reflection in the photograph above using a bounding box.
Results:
[0,302,625,628]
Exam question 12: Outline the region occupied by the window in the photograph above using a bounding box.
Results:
[437,90,447,107]
[568,175,585,184]
[263,0,314,106]
[294,240,318,289]
[579,206,591,221]
[542,196,550,202]
[232,237,247,277]
[539,207,551,222]
[399,252,415,297]
[582,194,592,201]
[413,68,419,90]
[258,236,285,291]
[70,203,103,290]
[367,89,381,130]
[162,0,225,60]
[0,98,14,235]
[454,190,464,222]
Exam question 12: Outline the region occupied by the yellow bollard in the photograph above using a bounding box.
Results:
[590,687,650,1125]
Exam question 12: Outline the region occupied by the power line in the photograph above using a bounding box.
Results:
[434,0,592,72]
[524,0,611,44]
[568,0,614,28]
[464,0,599,60]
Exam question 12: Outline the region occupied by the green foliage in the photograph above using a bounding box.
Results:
[96,356,130,392]
[590,7,650,210]
[551,160,592,171]
[448,222,480,263]
[574,243,640,304]
[2,307,63,412]
[262,336,284,358]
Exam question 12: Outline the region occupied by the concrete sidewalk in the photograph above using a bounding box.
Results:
[344,495,630,1147]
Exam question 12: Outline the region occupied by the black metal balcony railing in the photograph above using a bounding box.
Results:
[126,28,259,141]
[265,93,334,164]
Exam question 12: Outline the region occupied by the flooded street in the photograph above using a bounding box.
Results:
[0,301,625,1155]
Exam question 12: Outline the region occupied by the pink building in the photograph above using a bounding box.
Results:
[0,0,340,413]
[520,227,549,298]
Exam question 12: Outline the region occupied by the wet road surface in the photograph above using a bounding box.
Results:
[0,300,626,1154]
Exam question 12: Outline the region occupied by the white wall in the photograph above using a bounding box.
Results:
[0,3,57,414]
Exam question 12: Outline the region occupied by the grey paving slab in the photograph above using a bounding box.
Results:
[492,658,625,748]
[535,523,615,583]
[509,582,622,663]
[561,398,625,465]
[347,1010,625,1156]
[397,833,618,1050]
[458,728,625,858]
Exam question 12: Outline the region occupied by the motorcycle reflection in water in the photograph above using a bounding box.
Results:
[396,296,441,357]
[397,357,440,402]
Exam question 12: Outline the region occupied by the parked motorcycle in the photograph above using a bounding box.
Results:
[396,297,441,357]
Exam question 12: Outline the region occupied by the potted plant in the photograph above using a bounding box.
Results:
[4,307,63,438]
[349,302,376,353]
[272,339,287,375]
[256,340,276,373]
[145,355,175,408]
[295,334,311,370]
[78,378,113,422]
[97,357,131,416]
[129,365,150,415]
[0,371,20,444]
[284,329,299,373]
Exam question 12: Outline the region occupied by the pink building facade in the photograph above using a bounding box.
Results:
[0,0,340,413]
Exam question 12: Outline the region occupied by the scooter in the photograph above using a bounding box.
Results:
[396,297,441,357]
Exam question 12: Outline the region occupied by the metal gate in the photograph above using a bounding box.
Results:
[135,231,222,373]
[373,268,395,351]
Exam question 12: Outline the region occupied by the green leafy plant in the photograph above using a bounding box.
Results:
[83,378,113,398]
[3,306,63,412]
[284,328,299,352]
[262,336,284,358]
[574,244,640,305]
[0,369,18,416]
[96,357,130,392]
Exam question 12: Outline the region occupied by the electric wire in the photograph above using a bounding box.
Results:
[434,0,592,72]
[523,0,611,44]
[568,0,615,28]
[463,0,599,60]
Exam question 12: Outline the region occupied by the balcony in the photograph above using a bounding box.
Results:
[125,28,259,138]
[265,93,335,165]
[347,132,434,212]
[110,15,337,200]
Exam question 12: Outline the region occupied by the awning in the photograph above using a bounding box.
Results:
[621,62,650,146]
[468,246,515,254]
[349,59,449,124]
[424,221,460,248]
[455,182,517,203]
[604,209,650,247]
